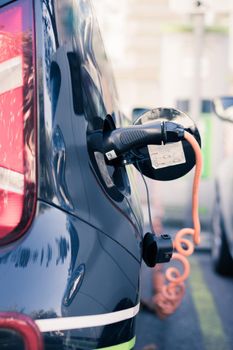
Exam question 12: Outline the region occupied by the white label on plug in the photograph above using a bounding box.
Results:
[148,142,186,169]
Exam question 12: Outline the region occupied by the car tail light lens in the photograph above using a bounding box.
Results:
[0,0,36,244]
[0,312,43,350]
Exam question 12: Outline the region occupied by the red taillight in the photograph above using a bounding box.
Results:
[0,312,43,350]
[0,0,36,244]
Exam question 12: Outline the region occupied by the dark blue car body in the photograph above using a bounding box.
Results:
[0,0,143,348]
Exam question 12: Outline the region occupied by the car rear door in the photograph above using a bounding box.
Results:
[38,0,143,260]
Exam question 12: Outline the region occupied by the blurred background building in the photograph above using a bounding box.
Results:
[92,0,233,231]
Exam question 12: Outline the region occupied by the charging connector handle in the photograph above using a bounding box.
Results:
[142,232,173,267]
[104,121,184,160]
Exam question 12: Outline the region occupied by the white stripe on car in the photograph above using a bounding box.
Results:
[36,303,140,332]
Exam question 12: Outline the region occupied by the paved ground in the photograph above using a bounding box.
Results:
[135,252,233,350]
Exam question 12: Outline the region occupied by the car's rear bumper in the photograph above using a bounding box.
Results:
[0,308,138,349]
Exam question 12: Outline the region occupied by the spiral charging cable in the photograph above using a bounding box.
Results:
[100,117,202,317]
[153,131,203,318]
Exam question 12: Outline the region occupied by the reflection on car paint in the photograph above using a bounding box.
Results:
[0,0,143,347]
[52,126,73,211]
[0,238,70,269]
[63,264,85,306]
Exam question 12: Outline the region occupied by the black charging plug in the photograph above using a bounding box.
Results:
[103,121,184,161]
[163,121,184,143]
[142,232,173,267]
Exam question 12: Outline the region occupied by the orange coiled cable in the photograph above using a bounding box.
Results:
[153,131,203,319]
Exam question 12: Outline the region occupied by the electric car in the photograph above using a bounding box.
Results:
[0,0,202,348]
[211,96,233,275]
[0,0,144,348]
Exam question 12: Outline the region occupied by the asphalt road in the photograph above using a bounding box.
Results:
[135,252,233,350]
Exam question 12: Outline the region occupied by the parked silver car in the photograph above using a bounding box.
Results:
[212,96,233,275]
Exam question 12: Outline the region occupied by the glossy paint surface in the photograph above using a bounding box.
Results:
[0,201,140,348]
[38,0,143,259]
[0,0,143,348]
